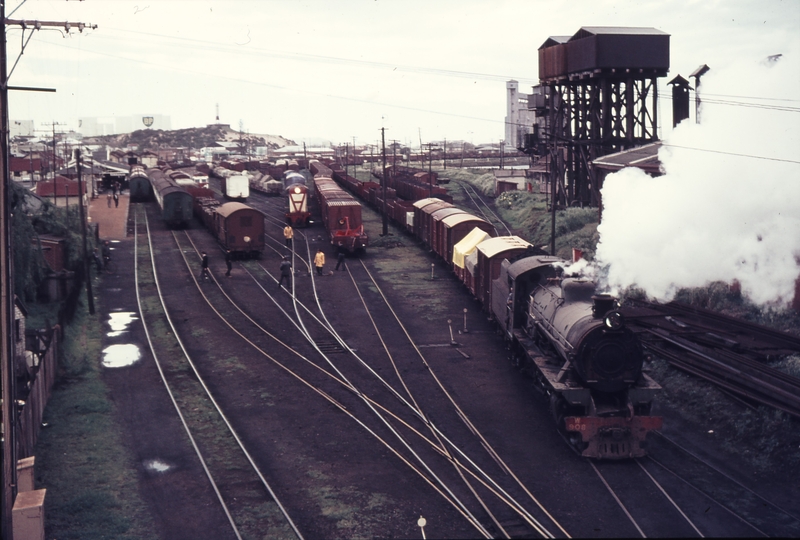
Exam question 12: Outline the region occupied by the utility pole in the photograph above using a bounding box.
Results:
[427,143,433,198]
[390,140,398,174]
[443,137,447,170]
[76,150,94,314]
[381,128,388,236]
[1,14,96,538]
[42,121,64,205]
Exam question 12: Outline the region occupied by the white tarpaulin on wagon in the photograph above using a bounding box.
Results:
[452,227,491,268]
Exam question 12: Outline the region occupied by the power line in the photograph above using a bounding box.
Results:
[661,143,800,164]
[17,33,800,166]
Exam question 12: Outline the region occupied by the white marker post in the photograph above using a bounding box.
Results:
[417,516,427,539]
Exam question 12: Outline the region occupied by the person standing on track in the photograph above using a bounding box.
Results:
[200,251,209,280]
[278,256,292,288]
[314,249,325,276]
[113,190,119,208]
[335,250,346,271]
[225,249,233,277]
[107,191,112,208]
[284,224,293,248]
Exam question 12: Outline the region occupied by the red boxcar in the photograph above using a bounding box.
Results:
[313,176,368,253]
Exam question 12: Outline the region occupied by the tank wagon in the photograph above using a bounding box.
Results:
[128,165,152,201]
[149,168,193,228]
[325,166,661,459]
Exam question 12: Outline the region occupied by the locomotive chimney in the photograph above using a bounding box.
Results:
[592,294,615,318]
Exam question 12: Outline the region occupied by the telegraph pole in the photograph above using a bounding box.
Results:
[1,13,96,538]
[380,128,388,236]
[0,3,15,535]
[427,143,433,198]
[76,150,94,314]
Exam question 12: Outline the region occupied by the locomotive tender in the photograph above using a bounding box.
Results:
[326,169,661,459]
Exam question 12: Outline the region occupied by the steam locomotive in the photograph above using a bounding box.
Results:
[491,256,661,458]
[324,168,661,459]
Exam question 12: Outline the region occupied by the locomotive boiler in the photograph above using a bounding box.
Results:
[492,256,661,459]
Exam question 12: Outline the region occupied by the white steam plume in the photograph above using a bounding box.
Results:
[596,48,800,307]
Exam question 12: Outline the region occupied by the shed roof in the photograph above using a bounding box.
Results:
[539,35,570,49]
[591,142,662,174]
[570,27,668,41]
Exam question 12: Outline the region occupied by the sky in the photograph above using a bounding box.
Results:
[6,0,800,147]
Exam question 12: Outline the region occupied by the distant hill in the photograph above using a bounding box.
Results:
[83,124,296,151]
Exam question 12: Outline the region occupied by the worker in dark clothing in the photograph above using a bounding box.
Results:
[225,249,233,277]
[113,190,120,208]
[101,241,111,265]
[200,251,209,280]
[278,256,292,288]
[335,251,346,271]
[92,248,102,272]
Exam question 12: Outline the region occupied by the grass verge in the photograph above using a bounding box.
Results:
[31,288,157,540]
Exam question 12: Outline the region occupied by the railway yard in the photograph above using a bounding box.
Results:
[28,169,800,539]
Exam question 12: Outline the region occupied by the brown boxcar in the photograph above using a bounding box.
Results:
[430,207,467,260]
[212,202,265,258]
[474,236,532,308]
[443,214,496,266]
[418,200,453,247]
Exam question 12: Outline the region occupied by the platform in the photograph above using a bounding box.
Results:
[88,190,129,240]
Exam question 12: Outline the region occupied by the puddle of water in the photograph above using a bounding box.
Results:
[102,344,141,368]
[107,312,138,337]
[143,458,173,474]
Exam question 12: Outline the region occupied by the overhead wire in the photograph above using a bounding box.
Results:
[10,26,798,164]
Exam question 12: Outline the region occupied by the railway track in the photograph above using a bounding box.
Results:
[645,431,800,536]
[623,300,800,417]
[194,192,568,537]
[132,205,303,540]
[138,182,799,537]
[457,181,512,236]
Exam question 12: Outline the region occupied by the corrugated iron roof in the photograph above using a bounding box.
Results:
[539,35,571,49]
[570,27,669,41]
[592,142,662,173]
